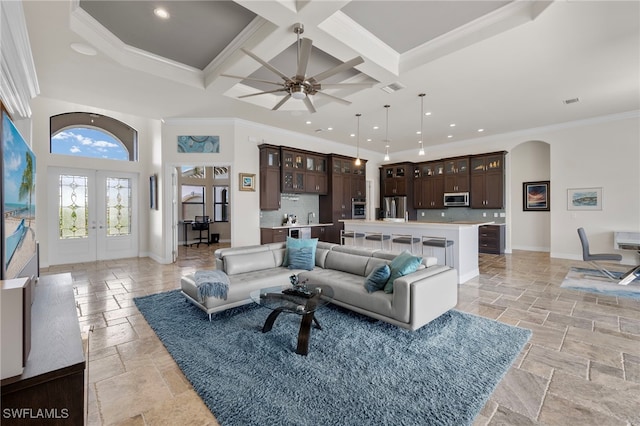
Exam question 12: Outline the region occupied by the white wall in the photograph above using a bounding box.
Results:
[510,141,550,252]
[29,96,158,267]
[377,111,640,265]
[25,94,640,267]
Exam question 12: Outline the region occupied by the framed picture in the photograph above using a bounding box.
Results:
[567,187,602,210]
[150,174,158,210]
[239,173,255,192]
[523,181,550,211]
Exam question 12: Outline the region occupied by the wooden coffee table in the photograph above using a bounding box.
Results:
[250,284,334,355]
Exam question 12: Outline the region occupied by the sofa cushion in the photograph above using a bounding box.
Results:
[288,246,315,270]
[316,248,330,268]
[364,257,391,277]
[224,251,277,275]
[384,251,423,293]
[284,237,318,266]
[325,251,370,277]
[364,264,391,293]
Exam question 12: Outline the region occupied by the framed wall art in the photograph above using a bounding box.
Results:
[567,187,602,210]
[177,135,220,153]
[239,173,255,192]
[523,181,550,211]
[150,174,158,210]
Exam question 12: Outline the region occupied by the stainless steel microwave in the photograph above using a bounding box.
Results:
[443,192,469,207]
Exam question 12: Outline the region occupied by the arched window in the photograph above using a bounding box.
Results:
[50,112,138,161]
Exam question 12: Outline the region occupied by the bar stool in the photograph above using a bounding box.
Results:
[391,234,420,253]
[340,230,365,246]
[422,236,454,267]
[364,232,391,250]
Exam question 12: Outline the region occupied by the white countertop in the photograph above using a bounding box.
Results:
[340,219,495,227]
[262,223,334,230]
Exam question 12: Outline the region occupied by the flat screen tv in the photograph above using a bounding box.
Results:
[1,110,37,280]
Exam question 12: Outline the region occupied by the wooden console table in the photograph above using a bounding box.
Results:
[1,273,85,425]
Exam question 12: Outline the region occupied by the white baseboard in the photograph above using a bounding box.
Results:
[511,245,550,252]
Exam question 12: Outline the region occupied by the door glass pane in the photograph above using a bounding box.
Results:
[106,177,131,236]
[59,175,89,239]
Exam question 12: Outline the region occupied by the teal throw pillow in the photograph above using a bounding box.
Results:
[283,237,318,267]
[384,251,422,294]
[287,247,315,271]
[364,264,391,293]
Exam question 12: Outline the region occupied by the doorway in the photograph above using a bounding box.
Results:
[174,165,231,261]
[47,167,139,265]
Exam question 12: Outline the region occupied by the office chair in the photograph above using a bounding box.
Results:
[191,215,210,247]
[577,227,622,280]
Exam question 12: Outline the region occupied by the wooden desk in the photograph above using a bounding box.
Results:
[1,273,85,425]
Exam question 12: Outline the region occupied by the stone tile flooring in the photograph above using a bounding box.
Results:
[41,247,640,425]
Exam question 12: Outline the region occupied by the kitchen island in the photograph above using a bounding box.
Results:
[341,219,494,284]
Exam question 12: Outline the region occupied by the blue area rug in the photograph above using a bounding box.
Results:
[134,290,531,426]
[561,267,640,300]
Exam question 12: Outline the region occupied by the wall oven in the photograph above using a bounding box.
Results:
[352,199,366,219]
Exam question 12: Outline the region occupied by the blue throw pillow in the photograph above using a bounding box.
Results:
[287,247,315,271]
[384,251,422,294]
[284,237,318,267]
[364,264,391,293]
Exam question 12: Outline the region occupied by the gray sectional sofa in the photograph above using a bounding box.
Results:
[180,241,458,330]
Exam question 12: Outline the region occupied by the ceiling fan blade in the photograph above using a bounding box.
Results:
[241,48,291,81]
[220,74,284,86]
[272,94,292,111]
[295,38,313,81]
[313,91,351,105]
[303,96,316,114]
[238,88,287,99]
[310,56,365,83]
[317,83,374,89]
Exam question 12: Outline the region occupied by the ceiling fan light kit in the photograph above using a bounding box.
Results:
[222,23,372,113]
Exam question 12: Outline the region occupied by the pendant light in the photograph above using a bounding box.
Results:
[418,93,425,156]
[383,105,390,161]
[354,113,362,166]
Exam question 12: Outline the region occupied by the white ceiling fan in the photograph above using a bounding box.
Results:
[221,23,373,113]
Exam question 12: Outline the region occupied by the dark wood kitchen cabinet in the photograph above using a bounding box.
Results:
[259,144,281,210]
[413,161,444,209]
[382,163,410,196]
[281,149,306,193]
[479,224,505,254]
[470,152,506,209]
[319,155,366,243]
[444,157,469,193]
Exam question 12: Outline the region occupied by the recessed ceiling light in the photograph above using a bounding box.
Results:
[154,7,170,19]
[478,128,484,132]
[305,121,312,124]
[373,126,379,130]
[70,43,97,56]
[425,112,432,116]
[350,133,355,137]
[447,135,453,138]
[327,127,333,131]
[416,131,421,135]
[449,123,456,127]
[367,138,372,142]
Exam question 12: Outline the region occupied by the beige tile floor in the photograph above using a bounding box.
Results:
[41,246,640,425]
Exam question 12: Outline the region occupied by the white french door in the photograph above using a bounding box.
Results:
[48,168,138,265]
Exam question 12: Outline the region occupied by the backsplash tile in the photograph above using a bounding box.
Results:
[260,194,320,227]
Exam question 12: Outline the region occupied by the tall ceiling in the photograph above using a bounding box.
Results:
[22,0,640,156]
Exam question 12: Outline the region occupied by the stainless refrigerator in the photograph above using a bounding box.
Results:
[383,196,408,219]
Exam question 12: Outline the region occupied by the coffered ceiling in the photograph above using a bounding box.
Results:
[22,1,640,156]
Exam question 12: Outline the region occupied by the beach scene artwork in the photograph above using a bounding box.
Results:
[2,112,37,279]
